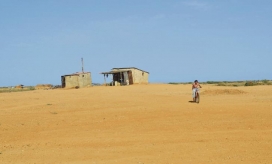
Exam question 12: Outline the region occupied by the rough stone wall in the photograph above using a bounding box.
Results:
[65,75,79,88]
[131,69,149,84]
[78,73,92,87]
[64,73,92,88]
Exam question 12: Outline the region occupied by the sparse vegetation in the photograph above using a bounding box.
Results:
[35,84,53,90]
[168,82,192,85]
[245,81,255,86]
[0,86,35,93]
[262,79,269,84]
[244,80,272,86]
[217,82,226,86]
[168,82,181,85]
[168,80,272,87]
[206,81,220,84]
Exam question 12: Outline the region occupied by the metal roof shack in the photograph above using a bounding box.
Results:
[101,67,149,86]
[61,72,92,88]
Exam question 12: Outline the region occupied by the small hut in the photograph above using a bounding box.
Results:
[101,67,149,86]
[61,72,92,88]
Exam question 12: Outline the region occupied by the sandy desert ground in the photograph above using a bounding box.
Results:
[0,84,272,164]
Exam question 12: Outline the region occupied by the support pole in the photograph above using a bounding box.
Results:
[81,58,84,73]
[104,74,106,86]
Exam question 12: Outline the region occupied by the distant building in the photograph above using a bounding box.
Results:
[101,67,149,86]
[61,72,92,88]
[15,84,24,89]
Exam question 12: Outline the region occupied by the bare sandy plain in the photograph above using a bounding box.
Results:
[0,84,272,164]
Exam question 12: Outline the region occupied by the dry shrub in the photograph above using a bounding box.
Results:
[245,82,255,86]
[35,84,53,90]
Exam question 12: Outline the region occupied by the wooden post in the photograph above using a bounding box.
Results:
[104,74,106,86]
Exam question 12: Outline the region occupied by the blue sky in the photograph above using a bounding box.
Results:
[0,0,271,86]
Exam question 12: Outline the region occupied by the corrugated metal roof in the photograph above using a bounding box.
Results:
[62,72,90,76]
[100,70,129,74]
[111,67,149,73]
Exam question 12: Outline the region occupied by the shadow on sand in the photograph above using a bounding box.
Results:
[188,101,196,103]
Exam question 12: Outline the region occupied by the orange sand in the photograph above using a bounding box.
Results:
[1,84,272,163]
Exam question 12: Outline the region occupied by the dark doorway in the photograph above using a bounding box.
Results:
[113,73,124,84]
[61,76,66,88]
[128,71,133,84]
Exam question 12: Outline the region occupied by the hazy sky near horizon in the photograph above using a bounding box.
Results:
[0,0,271,86]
